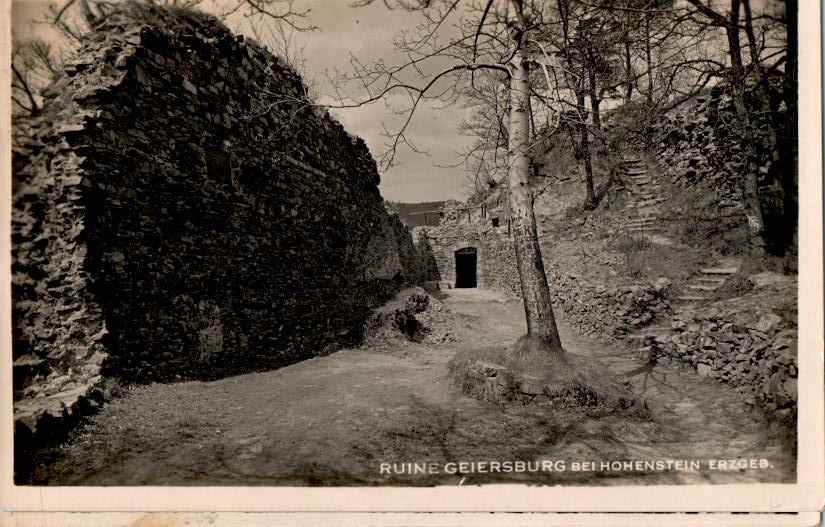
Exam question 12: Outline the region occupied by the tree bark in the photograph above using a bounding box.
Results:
[780,0,798,248]
[742,0,781,174]
[742,0,788,250]
[588,64,602,130]
[507,46,562,352]
[577,92,597,209]
[724,0,765,254]
[644,8,653,104]
[624,40,634,102]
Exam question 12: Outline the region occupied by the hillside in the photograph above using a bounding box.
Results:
[387,201,447,227]
[416,84,798,438]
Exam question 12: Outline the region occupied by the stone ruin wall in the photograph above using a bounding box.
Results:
[645,82,790,225]
[12,4,420,452]
[647,90,747,217]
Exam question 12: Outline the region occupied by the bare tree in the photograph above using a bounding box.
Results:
[36,0,317,63]
[11,39,62,117]
[11,38,65,147]
[330,0,564,350]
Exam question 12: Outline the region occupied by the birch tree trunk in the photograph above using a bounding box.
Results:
[507,45,563,351]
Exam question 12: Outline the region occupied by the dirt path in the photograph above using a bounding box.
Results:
[31,289,795,486]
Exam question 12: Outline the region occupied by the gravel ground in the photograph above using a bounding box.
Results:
[27,288,795,486]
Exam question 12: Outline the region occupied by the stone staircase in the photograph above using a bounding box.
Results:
[628,257,741,357]
[617,155,743,353]
[621,155,672,245]
[673,258,740,304]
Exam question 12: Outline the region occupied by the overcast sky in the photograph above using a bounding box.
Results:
[12,0,477,202]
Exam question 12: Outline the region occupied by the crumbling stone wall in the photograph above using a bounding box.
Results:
[12,3,418,445]
[418,219,520,296]
[646,82,790,226]
[648,91,746,217]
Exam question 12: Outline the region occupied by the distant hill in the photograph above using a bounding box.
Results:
[387,201,446,227]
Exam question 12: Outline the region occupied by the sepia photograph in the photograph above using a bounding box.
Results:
[2,0,823,517]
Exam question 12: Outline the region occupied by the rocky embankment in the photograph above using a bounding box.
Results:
[646,83,786,222]
[632,275,798,422]
[548,271,672,341]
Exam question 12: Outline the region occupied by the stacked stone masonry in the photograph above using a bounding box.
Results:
[639,306,797,418]
[12,3,419,458]
[646,82,786,222]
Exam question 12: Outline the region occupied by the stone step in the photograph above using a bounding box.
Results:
[630,201,663,207]
[696,276,727,285]
[624,204,662,212]
[626,170,648,176]
[625,201,658,209]
[626,219,657,226]
[699,267,739,275]
[675,295,711,302]
[686,284,720,291]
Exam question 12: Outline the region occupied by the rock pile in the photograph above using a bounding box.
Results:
[416,297,460,345]
[632,300,797,419]
[364,288,459,346]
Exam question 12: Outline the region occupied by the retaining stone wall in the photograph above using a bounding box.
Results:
[548,273,671,340]
[634,297,797,420]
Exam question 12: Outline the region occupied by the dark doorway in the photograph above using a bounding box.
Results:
[455,247,477,288]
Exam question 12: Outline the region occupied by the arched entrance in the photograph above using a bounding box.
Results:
[454,247,477,288]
